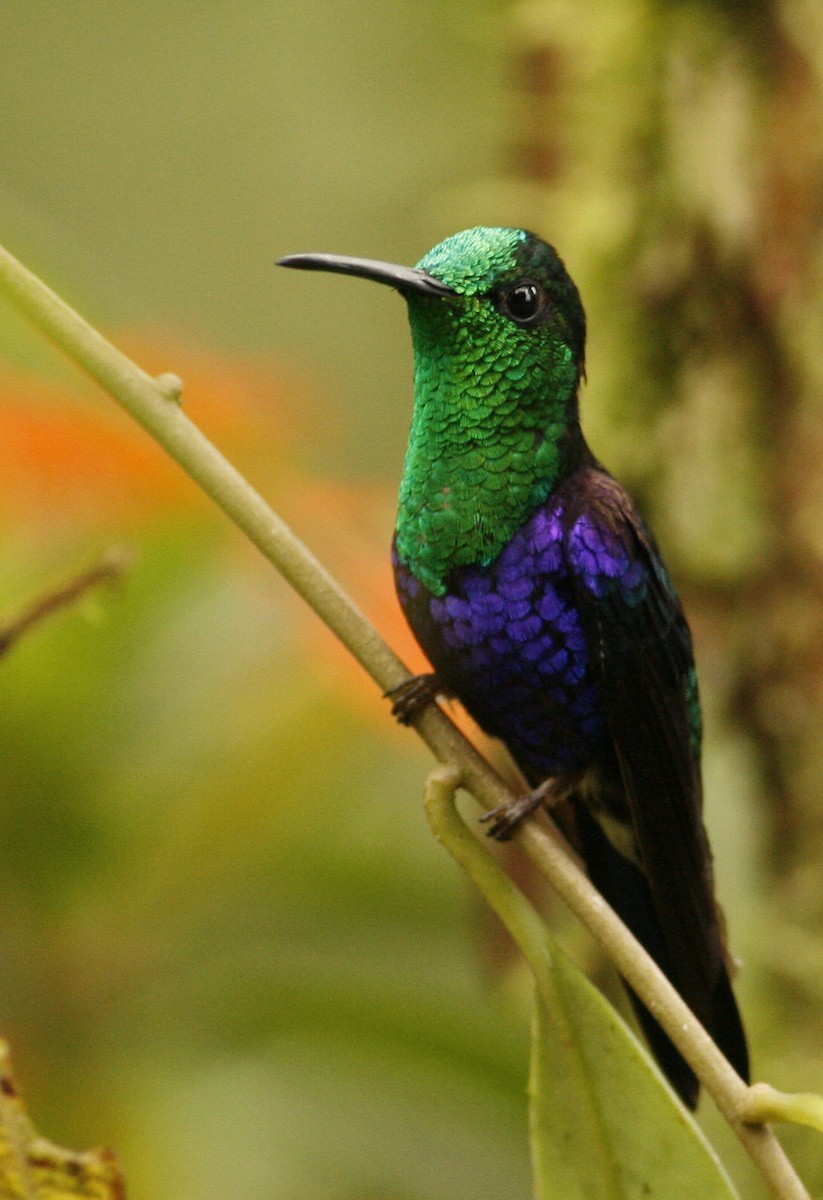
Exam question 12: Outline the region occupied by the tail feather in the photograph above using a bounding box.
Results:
[574,804,749,1107]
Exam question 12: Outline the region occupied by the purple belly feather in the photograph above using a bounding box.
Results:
[394,501,607,780]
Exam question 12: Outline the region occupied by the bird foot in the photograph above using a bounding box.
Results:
[480,777,562,841]
[385,673,441,725]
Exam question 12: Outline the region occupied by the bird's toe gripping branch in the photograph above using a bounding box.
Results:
[480,776,565,841]
[385,673,443,725]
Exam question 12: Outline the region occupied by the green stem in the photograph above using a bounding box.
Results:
[741,1086,823,1134]
[0,239,811,1200]
[423,768,547,977]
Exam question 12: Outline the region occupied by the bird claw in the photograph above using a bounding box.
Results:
[385,673,441,725]
[480,778,560,841]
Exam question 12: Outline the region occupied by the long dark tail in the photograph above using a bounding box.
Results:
[574,805,749,1108]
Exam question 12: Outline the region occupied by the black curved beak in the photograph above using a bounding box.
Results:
[277,252,455,298]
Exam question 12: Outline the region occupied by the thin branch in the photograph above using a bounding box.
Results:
[0,549,131,658]
[0,240,812,1200]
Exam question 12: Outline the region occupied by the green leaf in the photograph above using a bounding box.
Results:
[530,948,738,1199]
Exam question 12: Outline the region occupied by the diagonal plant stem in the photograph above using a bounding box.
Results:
[0,240,812,1200]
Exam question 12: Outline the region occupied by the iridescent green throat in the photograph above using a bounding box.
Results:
[395,294,581,596]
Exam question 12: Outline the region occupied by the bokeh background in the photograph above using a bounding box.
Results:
[2,2,823,1197]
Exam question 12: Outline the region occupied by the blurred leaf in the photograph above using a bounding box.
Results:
[530,953,738,1199]
[0,1041,124,1200]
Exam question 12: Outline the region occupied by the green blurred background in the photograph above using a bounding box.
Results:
[2,2,823,1197]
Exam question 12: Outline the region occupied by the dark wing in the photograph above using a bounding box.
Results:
[561,466,727,1024]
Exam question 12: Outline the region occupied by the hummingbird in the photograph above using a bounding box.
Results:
[278,226,749,1107]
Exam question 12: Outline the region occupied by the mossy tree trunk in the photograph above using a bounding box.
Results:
[496,0,823,1185]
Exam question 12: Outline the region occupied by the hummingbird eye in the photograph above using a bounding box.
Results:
[497,280,549,328]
